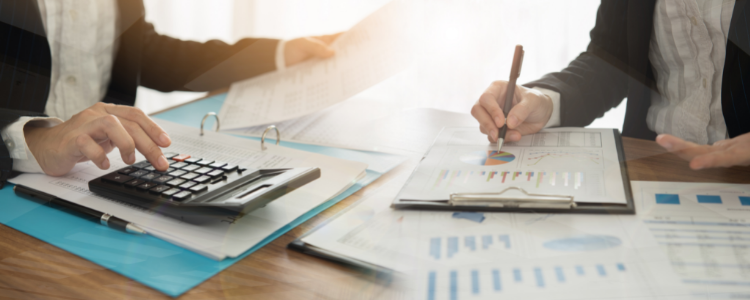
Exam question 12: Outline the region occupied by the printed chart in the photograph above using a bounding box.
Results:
[432,170,592,192]
[429,234,512,260]
[522,149,603,169]
[459,151,515,166]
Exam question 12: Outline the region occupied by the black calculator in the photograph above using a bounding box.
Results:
[89,152,320,215]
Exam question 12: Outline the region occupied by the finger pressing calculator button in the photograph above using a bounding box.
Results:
[193,175,211,184]
[140,173,158,181]
[103,173,134,184]
[221,164,238,172]
[172,191,192,201]
[182,164,200,172]
[133,161,151,169]
[136,182,158,191]
[163,152,179,159]
[144,165,156,171]
[180,172,199,180]
[161,188,181,197]
[189,184,208,193]
[171,162,189,169]
[149,185,171,194]
[166,178,187,186]
[130,170,149,178]
[195,167,213,174]
[118,167,138,175]
[196,160,214,166]
[125,179,145,188]
[185,157,202,164]
[153,167,175,175]
[172,154,191,162]
[153,175,174,184]
[166,159,178,165]
[209,162,227,168]
[179,181,197,189]
[168,170,187,177]
[207,169,224,178]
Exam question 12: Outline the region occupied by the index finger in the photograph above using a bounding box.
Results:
[315,32,344,45]
[656,134,714,160]
[103,104,171,148]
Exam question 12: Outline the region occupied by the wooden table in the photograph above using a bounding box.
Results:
[1,137,749,300]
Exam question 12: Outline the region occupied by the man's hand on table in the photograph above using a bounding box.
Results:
[471,81,554,143]
[657,133,750,169]
[284,33,343,67]
[24,103,171,176]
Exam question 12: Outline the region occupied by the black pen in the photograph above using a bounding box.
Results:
[13,184,147,235]
[497,45,525,150]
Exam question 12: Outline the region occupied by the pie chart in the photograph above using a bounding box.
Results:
[460,151,516,166]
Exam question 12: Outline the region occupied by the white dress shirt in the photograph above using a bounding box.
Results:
[542,0,733,145]
[0,1,285,174]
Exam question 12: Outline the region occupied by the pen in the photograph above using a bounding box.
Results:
[13,184,147,235]
[497,45,525,150]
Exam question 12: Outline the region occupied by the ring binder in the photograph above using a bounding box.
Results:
[449,187,576,209]
[261,125,281,151]
[200,112,220,136]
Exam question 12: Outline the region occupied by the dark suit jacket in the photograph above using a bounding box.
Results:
[0,0,279,185]
[525,0,748,141]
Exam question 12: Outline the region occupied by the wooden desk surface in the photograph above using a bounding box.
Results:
[1,137,749,300]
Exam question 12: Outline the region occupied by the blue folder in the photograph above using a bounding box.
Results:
[0,93,404,297]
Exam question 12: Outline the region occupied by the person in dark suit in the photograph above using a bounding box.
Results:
[472,0,750,169]
[0,0,340,185]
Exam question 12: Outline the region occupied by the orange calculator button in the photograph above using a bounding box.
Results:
[172,154,191,162]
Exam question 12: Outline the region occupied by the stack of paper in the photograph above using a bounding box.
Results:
[10,119,368,260]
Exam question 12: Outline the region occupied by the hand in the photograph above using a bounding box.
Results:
[656,133,750,170]
[24,102,172,176]
[284,33,343,67]
[471,81,554,143]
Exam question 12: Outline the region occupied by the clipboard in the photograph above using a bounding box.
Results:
[391,128,635,214]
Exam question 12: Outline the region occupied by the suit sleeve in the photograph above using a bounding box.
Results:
[0,109,47,185]
[138,22,279,93]
[524,0,631,127]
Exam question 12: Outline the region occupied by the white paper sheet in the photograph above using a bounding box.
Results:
[10,119,367,260]
[218,1,417,130]
[395,127,628,204]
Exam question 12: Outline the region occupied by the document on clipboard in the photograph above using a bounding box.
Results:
[392,127,634,213]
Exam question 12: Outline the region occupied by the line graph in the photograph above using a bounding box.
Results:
[523,149,602,169]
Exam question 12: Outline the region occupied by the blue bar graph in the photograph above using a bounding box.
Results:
[534,268,545,287]
[482,235,493,249]
[513,268,522,282]
[697,195,722,204]
[471,270,480,294]
[450,271,458,300]
[427,271,436,300]
[492,269,501,291]
[448,237,458,258]
[740,196,750,206]
[656,194,680,204]
[499,234,511,249]
[596,264,606,277]
[617,263,626,271]
[430,238,441,260]
[555,266,565,282]
[576,265,584,275]
[465,236,476,251]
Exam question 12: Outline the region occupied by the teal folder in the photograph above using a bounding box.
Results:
[0,93,404,296]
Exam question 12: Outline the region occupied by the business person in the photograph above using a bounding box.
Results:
[0,0,340,185]
[472,0,750,170]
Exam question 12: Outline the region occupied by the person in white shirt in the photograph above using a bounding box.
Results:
[0,0,340,184]
[471,0,750,170]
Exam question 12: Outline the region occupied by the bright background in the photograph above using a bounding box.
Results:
[137,0,626,131]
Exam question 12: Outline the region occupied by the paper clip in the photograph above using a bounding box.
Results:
[449,187,576,209]
[261,125,280,151]
[200,112,220,136]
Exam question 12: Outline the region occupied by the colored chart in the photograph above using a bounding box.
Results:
[460,151,515,166]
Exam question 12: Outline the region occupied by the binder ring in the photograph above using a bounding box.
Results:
[261,125,280,150]
[200,112,220,136]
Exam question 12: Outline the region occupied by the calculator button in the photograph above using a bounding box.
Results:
[171,162,189,169]
[189,184,208,193]
[185,157,202,164]
[172,191,192,201]
[179,181,197,189]
[136,182,158,191]
[207,169,224,178]
[140,173,158,181]
[153,167,175,175]
[209,162,227,168]
[193,175,211,184]
[163,152,180,159]
[166,159,178,165]
[133,161,151,169]
[166,178,187,186]
[124,179,145,188]
[195,167,213,174]
[161,188,181,197]
[172,154,191,162]
[168,170,187,177]
[153,175,174,184]
[102,173,134,184]
[144,165,156,171]
[221,164,238,172]
[180,172,199,180]
[130,170,149,178]
[149,185,171,194]
[196,160,214,166]
[117,167,138,175]
[182,164,200,172]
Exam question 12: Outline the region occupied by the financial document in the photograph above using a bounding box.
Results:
[300,179,687,299]
[10,120,367,260]
[218,1,416,130]
[395,127,628,204]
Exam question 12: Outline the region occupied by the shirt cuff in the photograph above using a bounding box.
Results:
[275,40,287,71]
[1,116,63,173]
[533,87,561,128]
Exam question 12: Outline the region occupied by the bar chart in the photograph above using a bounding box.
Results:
[429,234,512,260]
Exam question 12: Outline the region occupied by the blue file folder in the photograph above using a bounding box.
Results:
[0,93,404,296]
